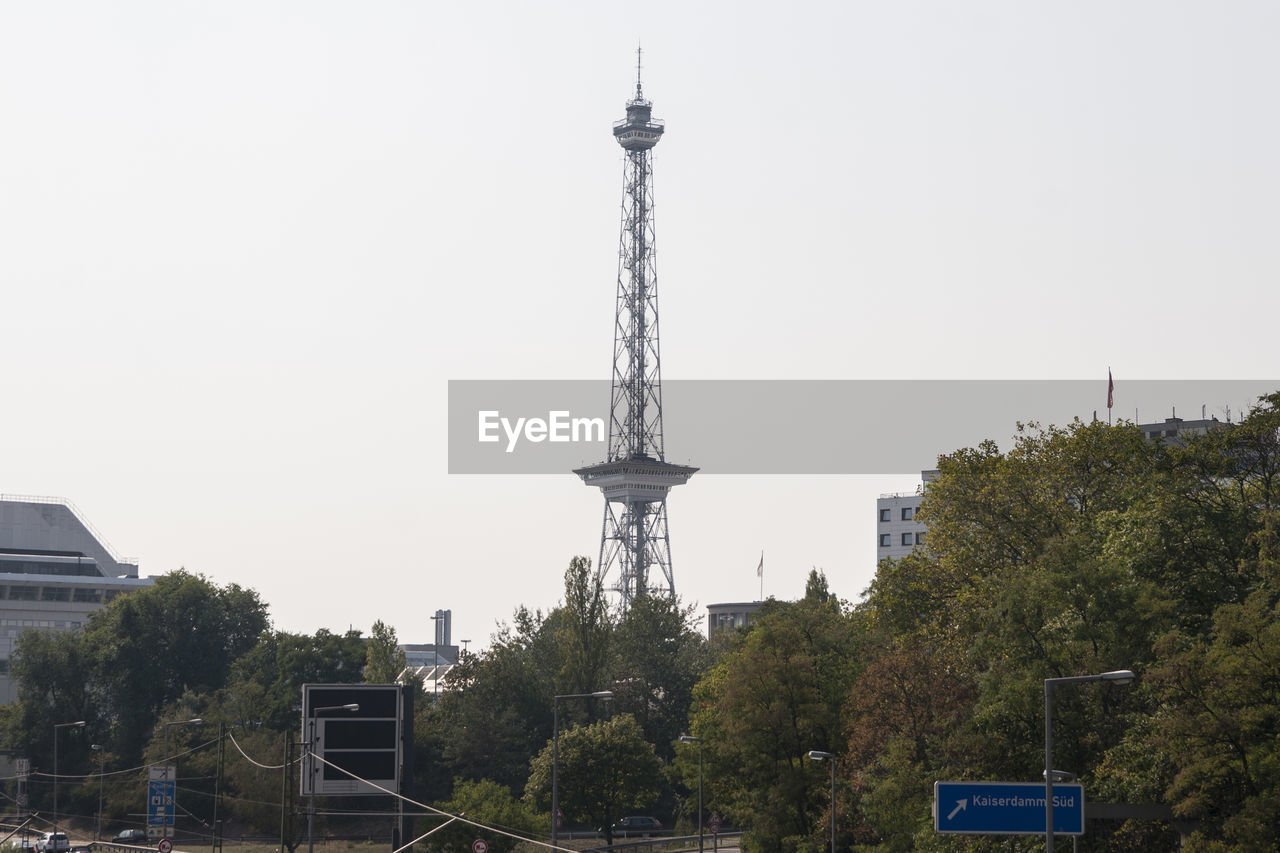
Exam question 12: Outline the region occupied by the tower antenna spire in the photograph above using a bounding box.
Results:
[575,60,696,610]
[635,43,643,98]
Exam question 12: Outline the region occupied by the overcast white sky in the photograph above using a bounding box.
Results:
[2,2,1277,650]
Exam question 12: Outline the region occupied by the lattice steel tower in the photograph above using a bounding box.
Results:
[575,57,697,609]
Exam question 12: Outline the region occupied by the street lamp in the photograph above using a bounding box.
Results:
[162,718,203,840]
[679,736,703,853]
[52,720,86,840]
[1044,670,1134,852]
[807,751,835,853]
[308,704,359,853]
[91,744,105,841]
[552,690,613,848]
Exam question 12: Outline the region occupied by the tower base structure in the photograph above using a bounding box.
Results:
[575,456,697,607]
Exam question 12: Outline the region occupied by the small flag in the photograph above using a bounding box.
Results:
[756,552,764,578]
[1107,369,1114,410]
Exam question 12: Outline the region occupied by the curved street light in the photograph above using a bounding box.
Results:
[308,704,359,853]
[807,750,836,853]
[679,736,703,853]
[1044,670,1134,851]
[53,720,86,840]
[552,690,613,848]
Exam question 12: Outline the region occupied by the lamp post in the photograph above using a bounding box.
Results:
[552,690,613,849]
[1044,670,1134,852]
[161,718,203,840]
[53,720,86,841]
[308,704,359,853]
[91,744,105,841]
[807,751,835,853]
[679,736,703,853]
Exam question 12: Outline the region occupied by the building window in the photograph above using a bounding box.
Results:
[916,532,926,545]
[879,508,890,522]
[901,532,913,546]
[42,587,71,602]
[901,506,914,521]
[9,586,38,601]
[879,534,890,548]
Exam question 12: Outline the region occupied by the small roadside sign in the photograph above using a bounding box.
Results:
[471,840,487,853]
[157,839,173,853]
[935,781,1084,835]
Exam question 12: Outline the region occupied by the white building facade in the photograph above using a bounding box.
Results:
[0,496,152,702]
[875,470,938,563]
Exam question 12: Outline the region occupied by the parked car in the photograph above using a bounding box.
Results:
[35,834,68,853]
[111,830,149,846]
[610,816,664,837]
[70,846,93,853]
[11,838,35,852]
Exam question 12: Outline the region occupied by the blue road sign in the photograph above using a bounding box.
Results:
[147,779,175,827]
[935,781,1084,835]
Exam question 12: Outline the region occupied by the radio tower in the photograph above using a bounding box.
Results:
[575,52,697,609]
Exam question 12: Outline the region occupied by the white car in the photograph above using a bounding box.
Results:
[35,834,68,853]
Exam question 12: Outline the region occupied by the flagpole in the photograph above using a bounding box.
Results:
[757,551,764,602]
[1107,368,1114,426]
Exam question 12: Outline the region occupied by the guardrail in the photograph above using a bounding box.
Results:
[582,831,743,852]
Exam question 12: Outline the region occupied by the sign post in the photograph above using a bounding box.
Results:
[935,781,1084,836]
[147,766,176,839]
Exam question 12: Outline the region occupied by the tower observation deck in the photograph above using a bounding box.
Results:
[575,59,696,609]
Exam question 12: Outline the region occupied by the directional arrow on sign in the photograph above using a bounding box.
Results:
[934,781,1084,835]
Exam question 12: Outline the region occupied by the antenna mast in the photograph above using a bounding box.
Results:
[575,59,697,609]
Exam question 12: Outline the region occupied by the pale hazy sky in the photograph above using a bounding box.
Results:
[2,2,1277,650]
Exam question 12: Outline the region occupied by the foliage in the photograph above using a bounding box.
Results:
[555,556,612,698]
[431,606,555,793]
[365,619,409,684]
[524,713,663,844]
[687,577,858,852]
[9,392,1280,850]
[422,778,540,853]
[224,627,367,731]
[612,592,712,761]
[6,570,269,814]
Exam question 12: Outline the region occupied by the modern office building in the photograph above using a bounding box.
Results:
[0,495,152,702]
[876,470,938,562]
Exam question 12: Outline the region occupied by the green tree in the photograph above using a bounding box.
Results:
[423,778,540,853]
[85,571,268,762]
[224,628,366,731]
[429,558,619,797]
[432,607,555,793]
[688,580,857,852]
[555,556,612,698]
[7,571,268,777]
[612,593,710,761]
[365,619,408,683]
[524,713,663,844]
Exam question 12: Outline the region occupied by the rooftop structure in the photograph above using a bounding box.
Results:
[0,496,152,702]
